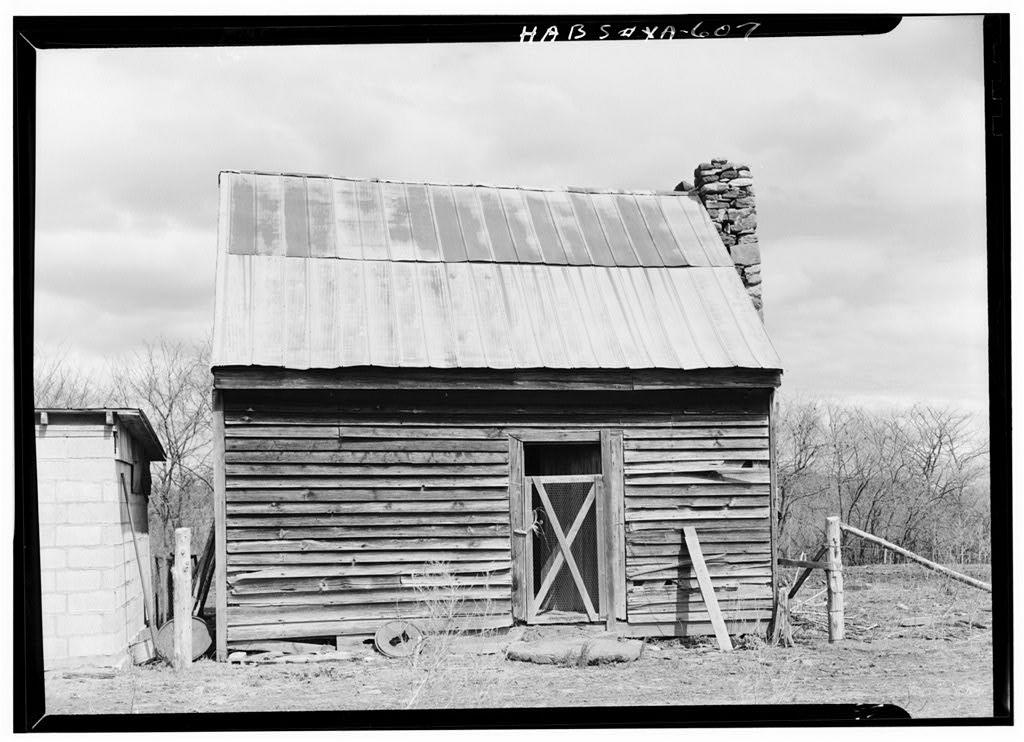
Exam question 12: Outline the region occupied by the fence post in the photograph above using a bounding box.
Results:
[174,528,193,670]
[825,516,845,642]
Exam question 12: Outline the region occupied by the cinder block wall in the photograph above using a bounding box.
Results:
[36,419,150,669]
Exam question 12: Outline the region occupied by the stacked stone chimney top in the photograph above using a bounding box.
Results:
[677,158,762,317]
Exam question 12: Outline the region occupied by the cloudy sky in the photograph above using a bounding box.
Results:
[34,15,988,411]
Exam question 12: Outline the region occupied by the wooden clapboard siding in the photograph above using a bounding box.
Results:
[622,409,773,632]
[219,385,774,644]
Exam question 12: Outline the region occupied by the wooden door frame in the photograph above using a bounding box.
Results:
[508,430,625,627]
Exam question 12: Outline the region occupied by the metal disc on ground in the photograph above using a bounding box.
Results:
[373,621,424,658]
[154,617,213,661]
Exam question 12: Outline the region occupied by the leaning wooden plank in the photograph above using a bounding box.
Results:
[839,522,992,592]
[682,527,733,652]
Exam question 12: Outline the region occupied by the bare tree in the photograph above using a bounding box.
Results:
[107,337,214,555]
[775,396,828,553]
[34,343,97,408]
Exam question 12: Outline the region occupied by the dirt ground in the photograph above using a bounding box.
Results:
[44,565,993,719]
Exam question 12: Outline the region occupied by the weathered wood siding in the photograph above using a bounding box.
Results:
[622,415,773,636]
[219,388,773,643]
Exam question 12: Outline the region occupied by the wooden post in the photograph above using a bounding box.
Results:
[154,557,169,625]
[825,516,844,643]
[174,528,193,670]
[212,389,228,660]
[769,586,792,646]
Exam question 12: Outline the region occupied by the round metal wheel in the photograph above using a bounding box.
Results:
[373,620,424,658]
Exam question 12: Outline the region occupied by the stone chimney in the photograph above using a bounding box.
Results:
[676,158,762,316]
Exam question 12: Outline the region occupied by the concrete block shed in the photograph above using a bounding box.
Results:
[210,162,782,658]
[35,408,165,669]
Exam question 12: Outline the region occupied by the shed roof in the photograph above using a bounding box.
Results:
[35,408,166,461]
[212,171,781,372]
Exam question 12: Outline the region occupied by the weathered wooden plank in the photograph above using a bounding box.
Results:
[624,507,770,522]
[625,484,769,497]
[230,585,508,606]
[225,450,507,465]
[228,549,510,565]
[226,477,509,489]
[226,463,508,477]
[228,597,511,625]
[228,573,511,595]
[227,524,510,540]
[225,500,508,515]
[601,429,627,621]
[226,438,510,452]
[626,608,769,625]
[226,488,509,503]
[213,391,228,661]
[625,495,769,509]
[627,527,770,542]
[626,544,769,560]
[625,470,771,486]
[622,448,770,460]
[229,562,511,581]
[227,614,513,642]
[227,512,508,526]
[625,434,769,448]
[228,537,510,553]
[626,562,772,581]
[508,435,527,622]
[214,367,781,391]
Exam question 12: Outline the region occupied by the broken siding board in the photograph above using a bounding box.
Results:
[224,450,507,464]
[227,615,513,641]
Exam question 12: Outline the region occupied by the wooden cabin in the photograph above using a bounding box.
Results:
[210,169,783,658]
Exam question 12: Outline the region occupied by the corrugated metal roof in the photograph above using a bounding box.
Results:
[212,171,780,372]
[220,171,734,268]
[212,255,781,371]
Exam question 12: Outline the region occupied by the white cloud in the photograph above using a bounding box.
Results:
[33,17,989,410]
